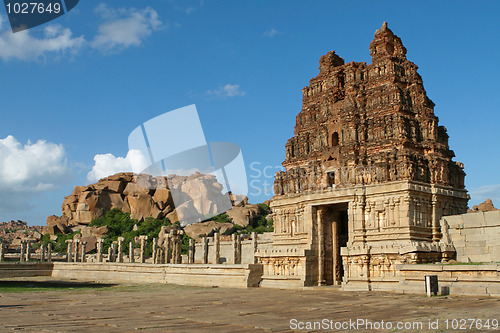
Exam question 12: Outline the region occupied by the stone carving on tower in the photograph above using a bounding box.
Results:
[257,22,469,289]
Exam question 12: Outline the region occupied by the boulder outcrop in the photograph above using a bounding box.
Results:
[183,221,235,239]
[42,172,272,245]
[47,172,230,229]
[0,220,43,248]
[471,198,498,212]
[226,204,261,228]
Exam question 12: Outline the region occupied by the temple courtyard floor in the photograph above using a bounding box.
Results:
[0,277,499,332]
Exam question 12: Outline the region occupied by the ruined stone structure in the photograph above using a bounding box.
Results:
[257,23,469,289]
[2,24,498,297]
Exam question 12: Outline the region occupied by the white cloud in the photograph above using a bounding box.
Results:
[207,84,246,98]
[263,28,282,38]
[0,18,85,61]
[0,4,163,61]
[87,149,149,182]
[469,184,500,206]
[0,136,72,211]
[91,5,162,52]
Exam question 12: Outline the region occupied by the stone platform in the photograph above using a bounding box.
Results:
[2,262,500,296]
[344,263,500,297]
[0,262,53,278]
[1,277,499,332]
[51,262,263,288]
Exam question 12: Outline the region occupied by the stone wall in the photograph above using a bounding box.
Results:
[442,211,500,263]
[50,262,262,288]
[0,262,53,278]
[348,263,500,297]
[2,262,499,296]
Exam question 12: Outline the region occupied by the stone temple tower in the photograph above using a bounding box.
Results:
[256,23,469,289]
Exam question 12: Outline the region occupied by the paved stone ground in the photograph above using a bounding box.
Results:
[0,278,499,332]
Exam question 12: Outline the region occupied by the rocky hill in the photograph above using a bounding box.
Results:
[43,173,271,251]
[46,172,246,232]
[0,220,43,247]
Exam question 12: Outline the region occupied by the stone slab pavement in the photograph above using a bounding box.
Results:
[0,277,499,332]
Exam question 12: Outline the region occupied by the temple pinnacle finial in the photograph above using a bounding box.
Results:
[375,21,389,35]
[370,21,407,60]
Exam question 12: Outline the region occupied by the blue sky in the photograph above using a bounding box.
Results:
[0,0,498,225]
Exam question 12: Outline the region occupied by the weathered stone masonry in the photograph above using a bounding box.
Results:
[257,22,469,289]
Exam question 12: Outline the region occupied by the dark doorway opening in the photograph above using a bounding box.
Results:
[327,171,335,187]
[318,203,349,285]
[331,132,339,146]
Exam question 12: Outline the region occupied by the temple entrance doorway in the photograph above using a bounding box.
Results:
[317,203,349,285]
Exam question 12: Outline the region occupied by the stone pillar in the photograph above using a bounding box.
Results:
[96,238,104,263]
[107,246,113,262]
[139,236,148,263]
[164,234,171,264]
[152,238,158,264]
[65,240,72,263]
[0,241,5,262]
[169,230,182,264]
[202,236,208,264]
[40,244,46,262]
[251,232,258,264]
[25,240,31,262]
[157,247,163,264]
[171,235,177,264]
[117,237,124,263]
[81,242,87,262]
[111,242,117,262]
[236,234,242,264]
[332,214,340,285]
[73,240,79,262]
[19,241,25,262]
[214,233,220,264]
[317,208,325,286]
[352,195,366,245]
[129,242,135,263]
[169,230,177,264]
[431,194,440,242]
[188,238,195,264]
[175,231,183,264]
[232,234,241,264]
[231,234,236,264]
[47,243,52,262]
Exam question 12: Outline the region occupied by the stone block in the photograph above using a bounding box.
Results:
[460,247,488,256]
[449,283,488,296]
[449,234,466,242]
[464,240,487,248]
[462,228,486,236]
[451,240,466,249]
[464,233,488,242]
[486,284,500,296]
[462,214,486,227]
[458,255,490,263]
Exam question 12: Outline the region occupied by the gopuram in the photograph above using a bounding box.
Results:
[256,22,469,289]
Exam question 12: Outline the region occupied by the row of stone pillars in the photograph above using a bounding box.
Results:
[65,239,88,262]
[93,229,185,264]
[20,240,53,262]
[151,232,183,264]
[198,232,256,265]
[61,230,258,265]
[0,240,53,262]
[95,236,146,263]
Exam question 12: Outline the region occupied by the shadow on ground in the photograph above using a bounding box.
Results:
[0,280,117,291]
